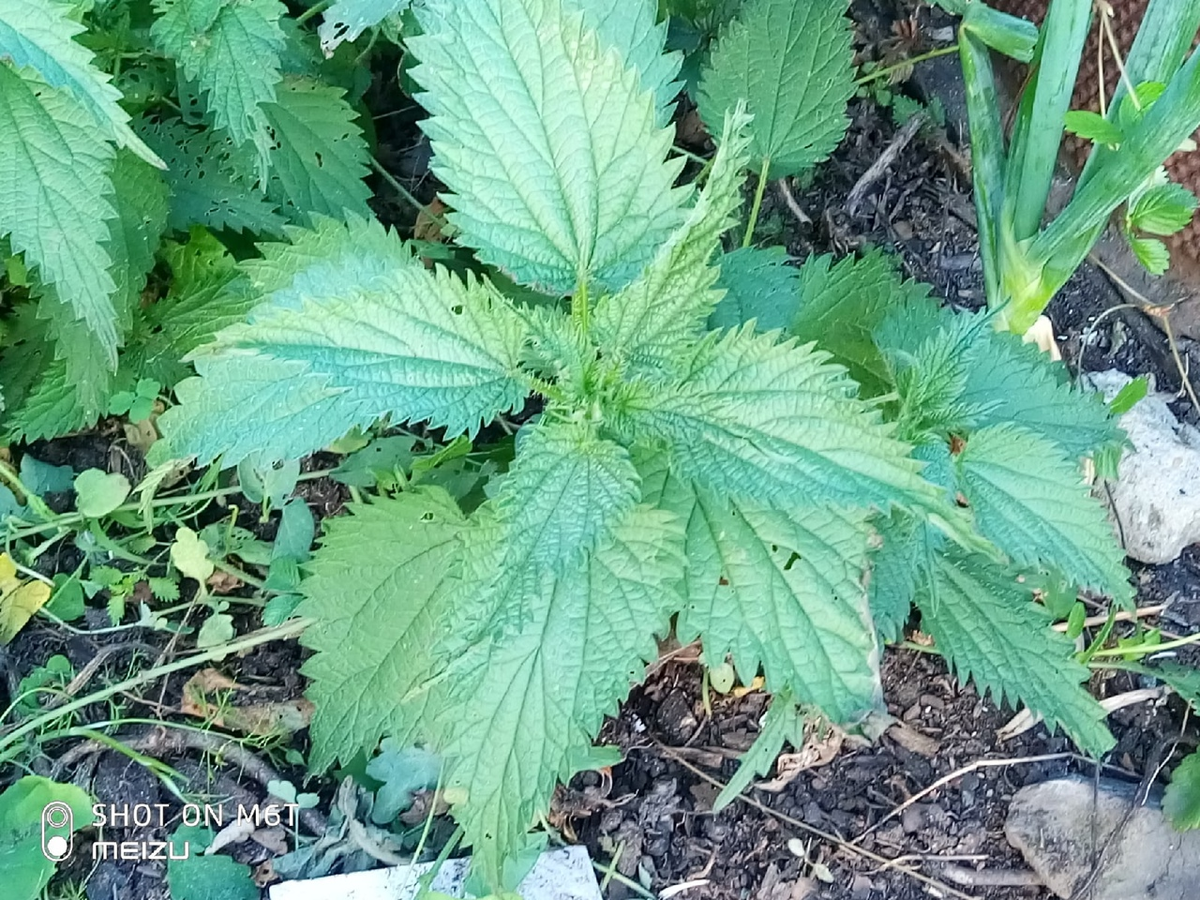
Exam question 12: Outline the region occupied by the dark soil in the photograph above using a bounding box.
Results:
[574,653,1184,900]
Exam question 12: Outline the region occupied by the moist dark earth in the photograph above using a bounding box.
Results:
[6,1,1200,899]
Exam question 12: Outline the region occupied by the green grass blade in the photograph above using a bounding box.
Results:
[1078,0,1200,187]
[1006,0,1091,240]
[1114,0,1200,106]
[961,3,1037,63]
[959,29,1005,306]
[1033,45,1200,272]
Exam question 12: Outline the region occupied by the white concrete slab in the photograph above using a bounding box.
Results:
[268,845,602,900]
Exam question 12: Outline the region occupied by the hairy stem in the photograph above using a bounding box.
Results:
[742,156,771,248]
[855,44,961,87]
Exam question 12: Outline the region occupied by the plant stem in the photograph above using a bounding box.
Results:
[742,157,771,248]
[0,619,312,760]
[1088,631,1200,659]
[369,159,445,230]
[572,278,590,331]
[295,0,333,26]
[4,468,339,542]
[855,44,961,87]
[0,460,52,520]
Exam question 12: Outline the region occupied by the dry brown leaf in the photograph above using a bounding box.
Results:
[886,721,941,757]
[414,198,448,242]
[757,724,845,793]
[253,859,277,888]
[181,668,314,737]
[206,569,243,594]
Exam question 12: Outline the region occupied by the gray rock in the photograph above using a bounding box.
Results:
[1088,369,1200,563]
[1005,777,1200,900]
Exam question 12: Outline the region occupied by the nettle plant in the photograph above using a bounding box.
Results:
[0,0,374,441]
[8,0,1189,887]
[134,0,1149,886]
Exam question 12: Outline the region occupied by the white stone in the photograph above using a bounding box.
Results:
[1006,777,1200,900]
[1088,369,1200,563]
[268,845,602,900]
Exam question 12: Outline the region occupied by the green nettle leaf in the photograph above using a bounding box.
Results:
[36,292,120,420]
[151,0,287,177]
[0,321,92,443]
[867,513,925,642]
[708,246,801,334]
[1165,750,1200,830]
[917,551,1114,756]
[565,0,682,123]
[261,76,372,224]
[424,507,684,889]
[791,250,932,396]
[151,261,530,466]
[137,119,288,236]
[240,215,413,308]
[410,0,688,294]
[299,488,469,770]
[319,0,411,55]
[1129,181,1198,235]
[643,456,879,721]
[0,66,119,363]
[105,150,170,336]
[0,0,163,167]
[618,326,937,512]
[955,424,1132,602]
[876,304,986,441]
[496,423,640,573]
[127,231,258,386]
[697,0,855,176]
[957,324,1121,459]
[713,689,803,812]
[592,107,752,367]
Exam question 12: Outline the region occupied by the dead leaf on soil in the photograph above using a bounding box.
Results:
[757,723,845,793]
[886,720,941,757]
[181,668,314,737]
[998,686,1166,742]
[0,554,52,645]
[675,107,708,148]
[251,827,288,855]
[414,198,448,242]
[206,569,243,594]
[757,862,818,900]
[253,859,277,887]
[206,818,256,855]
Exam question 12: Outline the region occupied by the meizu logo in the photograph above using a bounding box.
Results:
[41,802,73,861]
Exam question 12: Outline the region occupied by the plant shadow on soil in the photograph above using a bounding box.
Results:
[6,1,1200,899]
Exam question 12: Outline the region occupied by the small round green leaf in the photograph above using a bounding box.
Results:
[73,469,131,518]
